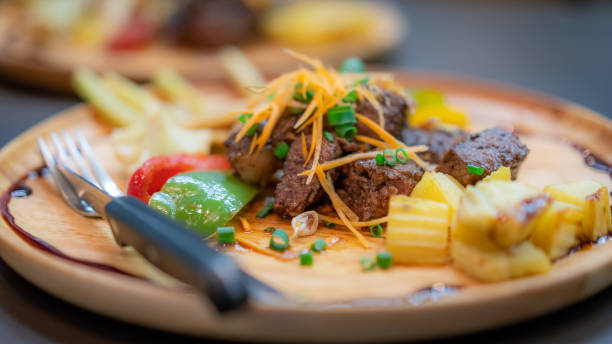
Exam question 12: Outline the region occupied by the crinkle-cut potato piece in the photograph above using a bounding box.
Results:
[531,201,583,260]
[386,195,450,265]
[481,166,511,183]
[452,240,551,282]
[410,172,464,228]
[457,180,551,249]
[544,181,611,241]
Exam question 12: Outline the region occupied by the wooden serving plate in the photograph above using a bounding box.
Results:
[0,2,405,92]
[0,72,611,342]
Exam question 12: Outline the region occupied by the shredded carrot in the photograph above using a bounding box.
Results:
[294,91,320,129]
[304,118,318,167]
[318,214,388,227]
[235,236,296,261]
[248,133,258,154]
[301,133,307,160]
[305,115,323,184]
[356,113,428,168]
[239,217,252,232]
[355,135,387,148]
[314,167,361,223]
[256,102,281,153]
[235,103,271,142]
[358,85,385,128]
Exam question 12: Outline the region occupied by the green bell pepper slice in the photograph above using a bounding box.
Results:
[148,171,258,237]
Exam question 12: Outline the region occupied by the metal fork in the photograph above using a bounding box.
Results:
[36,131,277,312]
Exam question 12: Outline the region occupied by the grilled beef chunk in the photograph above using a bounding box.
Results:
[274,135,343,218]
[402,128,468,164]
[355,85,408,139]
[224,131,279,185]
[224,114,299,185]
[436,127,529,185]
[337,159,424,220]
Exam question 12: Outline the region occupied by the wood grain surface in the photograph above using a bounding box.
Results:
[0,73,610,342]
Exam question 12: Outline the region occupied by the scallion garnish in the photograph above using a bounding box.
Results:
[369,224,383,237]
[238,113,256,136]
[217,226,235,244]
[360,257,377,271]
[274,142,290,159]
[342,89,358,103]
[383,149,397,166]
[322,219,335,228]
[267,92,276,101]
[340,57,366,73]
[270,228,290,251]
[256,198,274,218]
[327,105,356,126]
[467,164,484,175]
[376,251,393,269]
[294,89,314,103]
[334,125,357,140]
[353,77,369,86]
[396,147,409,164]
[323,131,334,142]
[376,153,385,166]
[300,250,314,266]
[311,238,327,252]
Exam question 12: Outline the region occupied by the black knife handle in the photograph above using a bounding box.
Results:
[104,196,248,312]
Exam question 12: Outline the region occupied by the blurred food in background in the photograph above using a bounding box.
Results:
[0,0,407,91]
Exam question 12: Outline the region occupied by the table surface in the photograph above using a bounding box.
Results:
[0,0,611,343]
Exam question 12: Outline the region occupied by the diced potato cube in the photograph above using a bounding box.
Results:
[452,240,550,282]
[544,181,611,241]
[410,172,464,229]
[456,181,551,248]
[482,166,511,182]
[531,201,582,259]
[386,196,450,265]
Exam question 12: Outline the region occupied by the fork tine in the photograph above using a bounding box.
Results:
[50,133,70,168]
[62,131,98,186]
[75,130,123,197]
[37,136,99,217]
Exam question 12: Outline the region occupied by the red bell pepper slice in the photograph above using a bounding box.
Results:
[127,154,231,203]
[108,17,155,51]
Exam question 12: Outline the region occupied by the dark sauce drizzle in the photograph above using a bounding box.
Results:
[1,167,144,279]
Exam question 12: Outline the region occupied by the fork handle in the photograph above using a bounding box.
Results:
[104,196,248,312]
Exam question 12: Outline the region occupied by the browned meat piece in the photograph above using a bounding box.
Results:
[436,127,530,185]
[274,135,343,218]
[354,85,408,139]
[337,159,425,220]
[402,128,468,163]
[173,0,256,48]
[270,114,299,147]
[224,131,279,185]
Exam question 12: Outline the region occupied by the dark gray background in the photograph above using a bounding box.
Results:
[0,0,611,342]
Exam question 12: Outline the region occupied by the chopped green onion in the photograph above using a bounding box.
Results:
[300,250,314,266]
[353,77,369,86]
[360,257,377,271]
[369,224,383,237]
[396,148,409,164]
[217,226,235,244]
[322,219,335,228]
[383,149,397,166]
[342,89,358,103]
[264,227,276,233]
[311,238,327,252]
[323,131,334,142]
[340,57,366,73]
[288,107,304,115]
[256,197,274,218]
[270,228,290,251]
[335,125,357,140]
[376,153,385,166]
[294,89,314,103]
[267,92,276,101]
[327,105,356,126]
[238,113,256,136]
[413,89,444,107]
[467,165,484,175]
[376,252,393,269]
[274,142,290,159]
